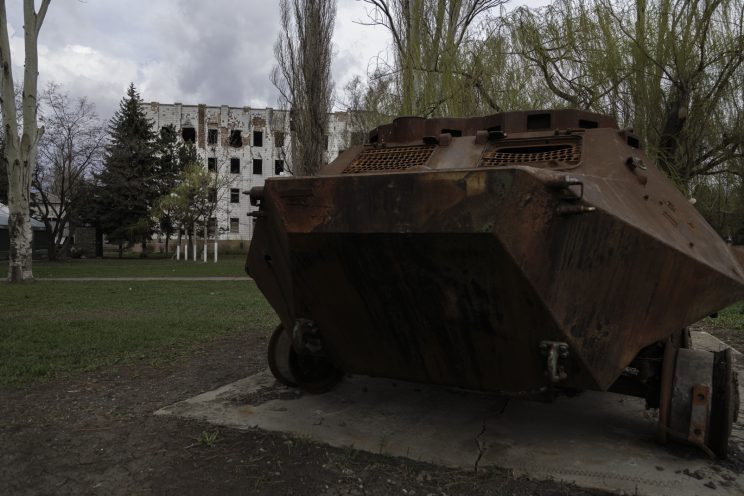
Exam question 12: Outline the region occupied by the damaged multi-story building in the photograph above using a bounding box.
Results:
[144,102,353,241]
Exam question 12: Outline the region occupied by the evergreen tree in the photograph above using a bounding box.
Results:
[97,83,157,258]
[153,123,197,254]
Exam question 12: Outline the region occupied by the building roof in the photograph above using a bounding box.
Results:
[0,203,46,230]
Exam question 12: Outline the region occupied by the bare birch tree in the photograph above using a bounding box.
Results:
[1,0,51,282]
[272,0,336,176]
[33,84,106,260]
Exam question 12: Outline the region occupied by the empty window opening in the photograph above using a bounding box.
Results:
[274,159,284,175]
[207,129,218,145]
[253,131,263,147]
[207,157,216,171]
[181,127,196,143]
[324,135,329,150]
[441,128,462,137]
[229,130,243,147]
[579,119,598,129]
[230,188,240,203]
[207,217,217,236]
[253,158,263,175]
[627,136,640,149]
[274,131,285,147]
[208,188,217,204]
[229,218,240,234]
[527,114,551,130]
[230,158,240,174]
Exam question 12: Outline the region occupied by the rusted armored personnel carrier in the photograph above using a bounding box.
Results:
[246,109,742,457]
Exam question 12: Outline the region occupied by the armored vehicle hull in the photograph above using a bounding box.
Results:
[246,109,742,457]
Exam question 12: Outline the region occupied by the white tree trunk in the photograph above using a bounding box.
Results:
[6,146,33,281]
[202,224,207,263]
[1,0,51,282]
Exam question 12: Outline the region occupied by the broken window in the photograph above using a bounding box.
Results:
[181,127,196,143]
[230,218,240,234]
[274,131,285,147]
[207,157,216,172]
[274,159,284,175]
[324,135,329,150]
[253,131,263,147]
[253,158,263,175]
[208,188,217,204]
[230,188,240,203]
[207,129,218,145]
[230,158,240,174]
[229,130,243,147]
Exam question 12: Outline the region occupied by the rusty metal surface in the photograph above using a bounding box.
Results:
[246,108,744,394]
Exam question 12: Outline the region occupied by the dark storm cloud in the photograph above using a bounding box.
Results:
[2,1,392,122]
[151,0,282,108]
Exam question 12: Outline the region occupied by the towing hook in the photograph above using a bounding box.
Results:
[540,341,570,383]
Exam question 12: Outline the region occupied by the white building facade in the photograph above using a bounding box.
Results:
[144,102,352,241]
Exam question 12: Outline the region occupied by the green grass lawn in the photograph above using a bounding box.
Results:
[0,280,277,386]
[702,301,744,330]
[32,255,247,278]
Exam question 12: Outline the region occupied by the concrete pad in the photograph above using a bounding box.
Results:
[157,331,744,496]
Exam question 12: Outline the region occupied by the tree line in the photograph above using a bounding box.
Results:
[3,0,744,280]
[1,82,228,261]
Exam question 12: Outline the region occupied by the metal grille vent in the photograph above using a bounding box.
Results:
[480,139,581,168]
[342,144,435,174]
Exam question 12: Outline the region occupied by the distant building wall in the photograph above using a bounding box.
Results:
[144,102,351,241]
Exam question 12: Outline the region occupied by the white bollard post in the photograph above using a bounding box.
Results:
[176,244,180,260]
[214,240,218,263]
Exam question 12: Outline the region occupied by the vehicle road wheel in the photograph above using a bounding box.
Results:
[267,324,297,387]
[288,348,343,394]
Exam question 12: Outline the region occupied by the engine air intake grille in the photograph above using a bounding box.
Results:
[480,138,581,168]
[342,144,435,174]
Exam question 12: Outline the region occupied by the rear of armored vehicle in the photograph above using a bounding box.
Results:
[246,109,743,457]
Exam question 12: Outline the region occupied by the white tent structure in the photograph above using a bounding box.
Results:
[0,202,46,229]
[0,202,47,260]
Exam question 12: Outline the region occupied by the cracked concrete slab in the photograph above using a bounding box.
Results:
[156,331,743,496]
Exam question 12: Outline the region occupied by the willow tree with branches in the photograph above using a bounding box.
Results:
[1,0,52,282]
[510,0,744,189]
[272,0,336,176]
[361,0,507,117]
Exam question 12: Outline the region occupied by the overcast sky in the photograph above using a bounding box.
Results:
[5,0,546,122]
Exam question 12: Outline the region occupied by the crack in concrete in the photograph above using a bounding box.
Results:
[474,398,510,472]
[474,419,487,472]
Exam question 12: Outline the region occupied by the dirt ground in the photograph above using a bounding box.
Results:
[0,329,623,496]
[4,327,743,496]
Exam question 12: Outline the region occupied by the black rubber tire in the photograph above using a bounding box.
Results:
[267,324,297,387]
[708,348,738,458]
